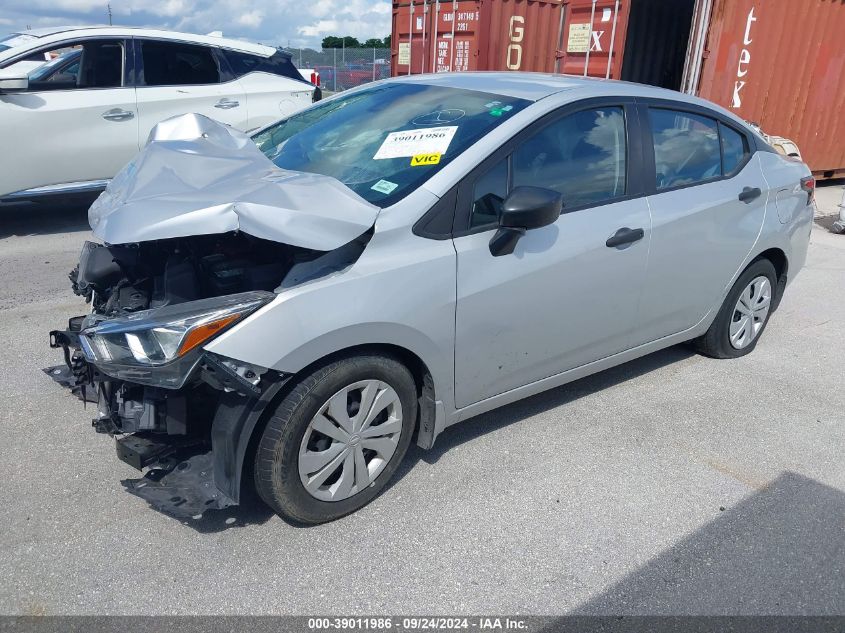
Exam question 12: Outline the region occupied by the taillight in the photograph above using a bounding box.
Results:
[800,175,815,204]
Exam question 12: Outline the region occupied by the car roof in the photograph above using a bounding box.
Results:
[391,71,697,100]
[388,71,753,127]
[2,26,275,57]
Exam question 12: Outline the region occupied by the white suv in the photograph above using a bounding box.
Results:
[0,27,320,203]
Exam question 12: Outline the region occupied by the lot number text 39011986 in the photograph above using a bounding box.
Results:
[307,617,528,630]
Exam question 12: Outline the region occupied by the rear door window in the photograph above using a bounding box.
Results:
[140,40,221,86]
[649,109,722,189]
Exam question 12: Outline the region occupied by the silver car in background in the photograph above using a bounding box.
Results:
[48,73,814,524]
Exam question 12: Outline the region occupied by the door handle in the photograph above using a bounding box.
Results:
[214,98,240,109]
[606,227,645,248]
[738,186,762,203]
[101,108,134,122]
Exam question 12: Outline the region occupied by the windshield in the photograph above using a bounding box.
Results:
[252,82,531,207]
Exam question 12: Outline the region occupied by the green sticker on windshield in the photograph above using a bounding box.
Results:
[489,104,514,117]
[371,179,398,195]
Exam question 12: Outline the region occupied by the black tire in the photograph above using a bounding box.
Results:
[694,258,778,359]
[253,353,417,524]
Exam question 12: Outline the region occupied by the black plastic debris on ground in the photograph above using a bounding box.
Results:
[122,451,235,519]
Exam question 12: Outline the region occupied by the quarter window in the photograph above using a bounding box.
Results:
[512,107,627,209]
[223,50,302,82]
[720,123,750,175]
[469,159,508,228]
[140,41,221,86]
[649,109,721,189]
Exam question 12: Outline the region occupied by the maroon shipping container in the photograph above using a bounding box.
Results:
[391,0,567,75]
[390,0,845,177]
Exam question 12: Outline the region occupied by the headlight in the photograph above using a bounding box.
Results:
[79,291,274,386]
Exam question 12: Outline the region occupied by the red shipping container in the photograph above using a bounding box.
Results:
[694,0,845,178]
[391,0,567,75]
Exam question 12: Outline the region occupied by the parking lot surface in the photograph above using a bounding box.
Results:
[0,185,843,615]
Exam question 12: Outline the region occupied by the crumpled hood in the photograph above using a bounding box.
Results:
[88,113,379,250]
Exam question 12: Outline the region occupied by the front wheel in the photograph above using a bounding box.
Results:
[254,354,417,524]
[694,258,777,359]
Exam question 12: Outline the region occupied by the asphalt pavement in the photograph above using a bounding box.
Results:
[0,184,843,615]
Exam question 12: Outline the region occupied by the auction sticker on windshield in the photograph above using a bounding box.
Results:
[410,153,441,166]
[371,179,399,194]
[373,126,458,160]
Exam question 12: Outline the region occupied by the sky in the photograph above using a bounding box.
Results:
[1,0,392,48]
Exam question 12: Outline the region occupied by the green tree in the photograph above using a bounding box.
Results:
[363,38,384,48]
[342,36,361,48]
[383,34,391,49]
[321,36,343,49]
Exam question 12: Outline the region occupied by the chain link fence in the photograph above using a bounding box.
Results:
[282,48,392,94]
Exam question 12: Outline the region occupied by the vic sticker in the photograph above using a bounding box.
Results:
[410,153,441,167]
[374,126,458,160]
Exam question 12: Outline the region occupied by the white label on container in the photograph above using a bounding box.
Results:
[373,126,458,160]
[398,42,410,66]
[567,23,591,53]
[602,8,612,22]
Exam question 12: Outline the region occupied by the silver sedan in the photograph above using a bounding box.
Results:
[49,72,814,524]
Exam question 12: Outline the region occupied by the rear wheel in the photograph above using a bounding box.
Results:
[254,354,417,524]
[694,258,777,359]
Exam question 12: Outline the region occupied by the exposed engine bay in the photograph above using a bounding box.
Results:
[72,231,347,316]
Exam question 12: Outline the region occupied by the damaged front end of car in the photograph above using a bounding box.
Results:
[46,113,379,519]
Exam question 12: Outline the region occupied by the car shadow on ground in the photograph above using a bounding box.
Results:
[176,345,696,533]
[537,471,845,623]
[0,198,95,239]
[814,212,841,233]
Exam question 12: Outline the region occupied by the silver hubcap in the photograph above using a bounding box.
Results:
[298,380,402,502]
[729,275,772,349]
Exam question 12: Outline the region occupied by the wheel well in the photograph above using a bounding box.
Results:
[295,343,432,397]
[238,343,437,500]
[310,345,438,447]
[754,248,788,311]
[756,247,788,281]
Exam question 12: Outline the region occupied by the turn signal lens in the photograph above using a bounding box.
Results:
[177,314,240,356]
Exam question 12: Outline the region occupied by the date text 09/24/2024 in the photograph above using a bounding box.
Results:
[307,617,528,630]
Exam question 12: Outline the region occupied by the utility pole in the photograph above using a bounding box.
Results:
[107,3,113,25]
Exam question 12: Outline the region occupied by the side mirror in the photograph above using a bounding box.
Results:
[0,72,29,93]
[489,186,563,257]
